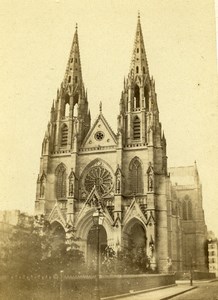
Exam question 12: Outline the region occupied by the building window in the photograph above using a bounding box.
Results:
[53,124,57,144]
[134,84,140,108]
[188,201,192,219]
[182,201,188,220]
[56,164,67,199]
[143,66,146,74]
[182,198,192,220]
[136,66,139,73]
[144,86,149,110]
[65,103,70,117]
[133,116,140,140]
[75,76,78,83]
[68,76,71,83]
[137,48,139,53]
[61,124,68,146]
[129,157,143,194]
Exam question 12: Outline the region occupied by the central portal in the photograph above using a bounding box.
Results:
[87,225,107,267]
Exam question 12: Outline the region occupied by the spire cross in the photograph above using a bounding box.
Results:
[99,101,102,113]
[138,11,140,19]
[75,23,78,30]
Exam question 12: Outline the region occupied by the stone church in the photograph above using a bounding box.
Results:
[35,16,207,273]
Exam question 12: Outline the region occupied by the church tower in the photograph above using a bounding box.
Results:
[35,25,91,217]
[116,14,169,272]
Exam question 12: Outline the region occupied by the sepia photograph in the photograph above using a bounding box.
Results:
[0,0,218,299]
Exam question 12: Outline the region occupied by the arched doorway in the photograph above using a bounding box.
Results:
[128,222,147,253]
[87,225,107,267]
[51,221,66,251]
[122,220,149,273]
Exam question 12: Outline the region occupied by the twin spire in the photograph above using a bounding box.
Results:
[130,13,149,78]
[63,15,149,94]
[63,24,83,88]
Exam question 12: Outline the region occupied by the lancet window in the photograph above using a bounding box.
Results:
[56,164,67,199]
[133,116,141,140]
[61,124,68,146]
[129,157,143,194]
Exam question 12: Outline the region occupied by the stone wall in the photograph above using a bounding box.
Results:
[0,273,175,299]
[175,271,216,280]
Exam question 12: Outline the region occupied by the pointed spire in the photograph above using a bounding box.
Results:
[63,23,83,87]
[99,101,102,114]
[130,15,149,78]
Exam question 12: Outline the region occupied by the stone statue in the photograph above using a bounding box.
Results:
[148,174,153,191]
[69,178,74,196]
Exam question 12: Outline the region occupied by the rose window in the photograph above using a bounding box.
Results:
[95,131,104,141]
[84,166,113,196]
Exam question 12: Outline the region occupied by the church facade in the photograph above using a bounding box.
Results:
[35,16,207,273]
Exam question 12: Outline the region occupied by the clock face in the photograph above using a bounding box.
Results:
[84,165,113,196]
[94,131,104,141]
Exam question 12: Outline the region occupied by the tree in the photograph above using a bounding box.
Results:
[101,245,152,275]
[44,224,85,275]
[0,214,85,276]
[0,214,51,275]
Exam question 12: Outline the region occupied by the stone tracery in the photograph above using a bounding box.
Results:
[84,165,113,196]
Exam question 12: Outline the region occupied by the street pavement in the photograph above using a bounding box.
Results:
[102,285,196,300]
[102,280,218,300]
[170,280,218,300]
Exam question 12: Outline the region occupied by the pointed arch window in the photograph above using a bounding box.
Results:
[65,103,70,117]
[134,84,140,108]
[129,158,143,194]
[188,201,192,219]
[182,198,192,220]
[182,201,188,220]
[61,124,68,146]
[56,164,67,199]
[143,66,146,74]
[136,66,139,73]
[144,86,149,110]
[133,116,140,140]
[53,124,57,145]
[63,94,70,118]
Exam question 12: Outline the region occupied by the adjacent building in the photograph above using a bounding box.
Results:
[208,232,218,276]
[35,16,208,273]
[0,210,20,242]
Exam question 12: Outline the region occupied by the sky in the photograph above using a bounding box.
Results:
[0,0,217,234]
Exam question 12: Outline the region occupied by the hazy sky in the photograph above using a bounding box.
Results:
[0,1,217,234]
